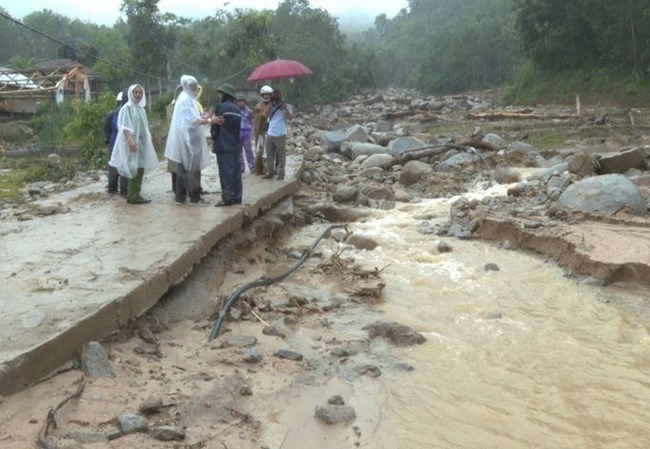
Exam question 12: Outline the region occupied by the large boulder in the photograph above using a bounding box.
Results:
[341,141,388,159]
[399,160,432,186]
[557,174,647,216]
[567,151,598,176]
[359,153,394,170]
[320,125,369,153]
[387,136,427,155]
[482,133,507,149]
[437,152,478,171]
[596,147,648,174]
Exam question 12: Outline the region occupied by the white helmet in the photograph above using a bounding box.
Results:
[116,91,123,102]
[260,85,273,95]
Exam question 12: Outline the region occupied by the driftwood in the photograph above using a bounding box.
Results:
[465,110,579,121]
[38,380,85,449]
[591,112,608,125]
[383,110,442,121]
[391,144,465,166]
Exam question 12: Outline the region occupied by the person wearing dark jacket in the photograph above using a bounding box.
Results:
[211,83,242,206]
[103,89,128,196]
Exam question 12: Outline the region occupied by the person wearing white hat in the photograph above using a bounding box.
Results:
[252,85,273,175]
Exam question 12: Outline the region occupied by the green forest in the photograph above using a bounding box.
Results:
[2,0,650,106]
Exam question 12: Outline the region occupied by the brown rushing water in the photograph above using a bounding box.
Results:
[341,191,650,449]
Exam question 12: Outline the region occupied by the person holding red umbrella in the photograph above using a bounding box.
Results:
[252,85,273,175]
[263,88,293,180]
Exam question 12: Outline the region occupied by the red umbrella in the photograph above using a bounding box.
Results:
[247,59,314,82]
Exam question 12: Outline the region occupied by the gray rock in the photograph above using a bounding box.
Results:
[363,321,426,346]
[346,232,379,250]
[320,125,369,152]
[446,224,472,239]
[274,349,304,361]
[300,170,315,184]
[484,263,500,271]
[567,151,598,176]
[340,141,388,159]
[355,166,384,180]
[438,152,477,171]
[151,425,186,441]
[262,326,286,339]
[328,395,346,405]
[117,413,148,434]
[303,146,324,161]
[546,175,571,198]
[527,163,568,181]
[315,404,357,424]
[306,203,371,222]
[580,276,605,287]
[494,166,521,184]
[103,425,122,441]
[507,183,528,197]
[597,147,647,174]
[80,341,115,378]
[557,174,647,215]
[399,160,432,186]
[374,120,393,133]
[508,140,538,154]
[360,153,394,169]
[483,133,507,149]
[630,174,650,187]
[393,188,413,202]
[242,347,263,363]
[139,396,163,414]
[387,136,427,155]
[332,186,360,204]
[361,185,394,201]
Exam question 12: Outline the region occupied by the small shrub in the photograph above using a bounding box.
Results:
[22,158,78,183]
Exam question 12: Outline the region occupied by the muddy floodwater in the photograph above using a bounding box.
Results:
[323,189,650,449]
[248,183,649,449]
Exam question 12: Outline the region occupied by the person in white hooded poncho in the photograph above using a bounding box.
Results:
[108,84,159,204]
[164,75,218,205]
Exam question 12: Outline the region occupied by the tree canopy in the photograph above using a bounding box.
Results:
[1,0,649,104]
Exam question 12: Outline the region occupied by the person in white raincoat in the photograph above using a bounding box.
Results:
[108,84,159,204]
[164,75,217,205]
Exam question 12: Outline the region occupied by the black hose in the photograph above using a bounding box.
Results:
[208,224,348,341]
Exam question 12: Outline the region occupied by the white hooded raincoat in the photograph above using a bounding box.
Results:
[163,75,212,172]
[108,84,159,178]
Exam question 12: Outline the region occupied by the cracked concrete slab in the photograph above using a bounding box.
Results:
[0,158,302,395]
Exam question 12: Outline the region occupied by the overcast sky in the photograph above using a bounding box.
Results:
[2,0,408,25]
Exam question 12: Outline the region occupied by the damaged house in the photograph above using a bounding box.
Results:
[0,59,100,114]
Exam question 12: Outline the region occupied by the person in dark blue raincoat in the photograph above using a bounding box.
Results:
[211,83,242,206]
[104,88,128,196]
